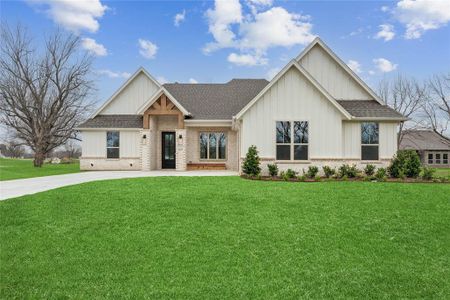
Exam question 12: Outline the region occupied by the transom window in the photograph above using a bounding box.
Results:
[361,122,379,160]
[106,131,120,159]
[200,132,226,160]
[276,121,309,160]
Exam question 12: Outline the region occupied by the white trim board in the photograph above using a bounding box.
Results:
[136,87,190,116]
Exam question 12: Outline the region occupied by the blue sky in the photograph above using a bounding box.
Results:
[2,0,450,107]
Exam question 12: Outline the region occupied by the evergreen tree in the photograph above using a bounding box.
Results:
[242,145,261,176]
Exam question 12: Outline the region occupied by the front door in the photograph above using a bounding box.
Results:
[162,132,176,169]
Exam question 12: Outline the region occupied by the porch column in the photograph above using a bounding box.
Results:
[141,129,151,171]
[175,129,187,171]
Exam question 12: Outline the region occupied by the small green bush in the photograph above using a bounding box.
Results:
[314,175,321,182]
[284,168,297,179]
[375,168,387,180]
[421,167,435,180]
[322,166,335,178]
[338,164,358,178]
[297,175,306,182]
[242,145,261,176]
[388,150,421,178]
[267,163,278,177]
[306,166,319,178]
[364,164,376,176]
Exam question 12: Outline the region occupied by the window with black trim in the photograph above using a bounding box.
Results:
[361,122,379,160]
[276,121,308,160]
[428,153,433,164]
[106,131,120,159]
[444,153,448,164]
[199,132,226,160]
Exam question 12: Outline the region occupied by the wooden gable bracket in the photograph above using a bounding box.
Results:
[143,94,184,129]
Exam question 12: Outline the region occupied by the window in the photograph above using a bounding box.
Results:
[106,131,119,159]
[199,132,226,160]
[444,153,448,164]
[276,121,308,160]
[435,153,441,164]
[361,122,379,160]
[428,153,434,164]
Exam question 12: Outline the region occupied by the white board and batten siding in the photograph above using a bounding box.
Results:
[241,66,345,159]
[342,122,397,159]
[100,72,159,115]
[81,131,141,158]
[298,44,372,100]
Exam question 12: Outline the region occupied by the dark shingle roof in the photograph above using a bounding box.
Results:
[400,130,450,151]
[163,79,269,120]
[78,115,143,128]
[337,100,406,119]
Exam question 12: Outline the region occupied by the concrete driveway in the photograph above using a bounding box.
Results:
[0,170,238,201]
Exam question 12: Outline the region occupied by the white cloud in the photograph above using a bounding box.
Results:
[81,38,107,56]
[227,52,268,66]
[138,39,158,59]
[97,69,131,79]
[204,0,243,53]
[28,0,107,33]
[156,76,168,84]
[188,78,198,84]
[266,67,280,80]
[239,7,315,51]
[204,1,315,66]
[368,70,376,75]
[347,60,362,74]
[174,10,186,27]
[374,24,395,41]
[381,6,390,12]
[395,0,450,39]
[373,58,398,72]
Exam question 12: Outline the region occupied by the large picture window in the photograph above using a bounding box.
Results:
[276,121,308,160]
[200,132,226,160]
[106,131,120,159]
[361,122,379,160]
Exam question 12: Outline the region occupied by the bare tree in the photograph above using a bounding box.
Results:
[378,74,427,145]
[4,139,26,158]
[422,73,450,135]
[63,140,81,159]
[0,24,94,167]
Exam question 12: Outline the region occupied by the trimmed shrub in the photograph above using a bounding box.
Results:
[375,168,387,181]
[388,150,421,178]
[306,166,319,178]
[322,166,336,178]
[338,164,358,178]
[421,167,435,180]
[297,175,306,182]
[242,145,261,176]
[314,175,321,182]
[284,168,297,179]
[364,164,376,176]
[267,163,279,177]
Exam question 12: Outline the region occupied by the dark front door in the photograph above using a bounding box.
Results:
[162,132,176,169]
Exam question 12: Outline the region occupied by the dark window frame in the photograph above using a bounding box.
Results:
[199,132,227,160]
[361,122,379,161]
[106,131,120,159]
[276,121,309,161]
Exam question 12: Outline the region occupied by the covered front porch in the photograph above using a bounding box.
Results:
[139,92,238,171]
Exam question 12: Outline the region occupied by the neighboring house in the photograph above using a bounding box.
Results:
[77,37,406,173]
[400,130,450,168]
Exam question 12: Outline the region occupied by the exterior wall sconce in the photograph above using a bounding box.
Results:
[178,134,183,139]
[143,134,147,139]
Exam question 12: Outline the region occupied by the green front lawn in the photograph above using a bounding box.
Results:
[1,177,449,298]
[0,158,80,181]
[434,168,450,180]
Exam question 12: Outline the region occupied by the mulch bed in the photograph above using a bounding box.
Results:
[241,175,449,184]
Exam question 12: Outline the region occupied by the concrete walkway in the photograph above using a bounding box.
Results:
[0,170,238,201]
